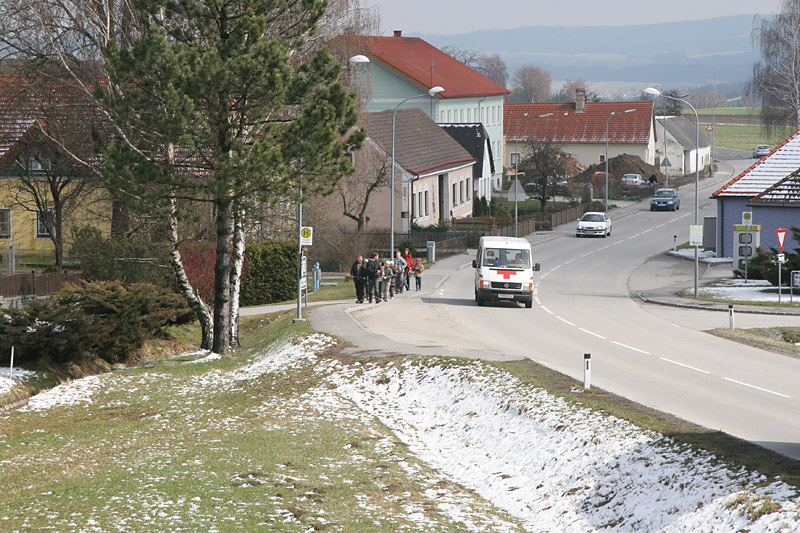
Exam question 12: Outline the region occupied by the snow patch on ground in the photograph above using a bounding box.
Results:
[20,376,103,411]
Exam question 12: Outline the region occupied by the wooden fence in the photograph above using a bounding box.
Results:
[0,271,82,298]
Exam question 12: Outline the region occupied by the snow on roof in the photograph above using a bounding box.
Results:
[713,130,800,197]
[750,166,800,205]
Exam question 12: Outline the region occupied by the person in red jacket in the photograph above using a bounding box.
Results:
[402,248,413,291]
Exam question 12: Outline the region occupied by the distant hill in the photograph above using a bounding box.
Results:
[416,15,762,97]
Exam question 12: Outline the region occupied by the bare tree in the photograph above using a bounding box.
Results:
[749,0,800,131]
[477,53,508,87]
[518,140,567,212]
[339,147,390,232]
[509,65,552,103]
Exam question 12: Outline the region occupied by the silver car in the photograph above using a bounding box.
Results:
[576,212,612,238]
[753,145,770,158]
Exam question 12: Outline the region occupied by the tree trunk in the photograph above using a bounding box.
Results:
[229,209,245,348]
[167,198,213,349]
[212,196,233,354]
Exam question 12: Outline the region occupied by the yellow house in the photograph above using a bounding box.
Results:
[0,76,113,268]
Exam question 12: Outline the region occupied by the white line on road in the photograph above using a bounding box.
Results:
[598,246,610,251]
[579,327,607,339]
[641,229,653,234]
[556,316,575,326]
[626,235,638,241]
[656,224,666,229]
[660,357,711,374]
[534,297,541,305]
[579,252,593,258]
[541,272,549,279]
[612,341,651,355]
[564,258,576,265]
[549,265,561,272]
[540,306,554,315]
[722,377,790,398]
[611,241,623,246]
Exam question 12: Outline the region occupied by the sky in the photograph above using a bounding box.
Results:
[366,0,783,35]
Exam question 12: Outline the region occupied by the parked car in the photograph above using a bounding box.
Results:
[650,188,680,211]
[576,212,612,238]
[753,145,770,158]
[621,173,644,186]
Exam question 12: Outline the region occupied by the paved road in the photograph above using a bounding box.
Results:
[307,160,800,460]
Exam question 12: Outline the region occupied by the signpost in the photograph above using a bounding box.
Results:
[777,228,787,304]
[508,178,526,237]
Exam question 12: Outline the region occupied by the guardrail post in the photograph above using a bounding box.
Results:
[583,353,591,389]
[729,304,735,330]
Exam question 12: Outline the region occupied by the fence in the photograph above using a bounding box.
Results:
[0,271,82,298]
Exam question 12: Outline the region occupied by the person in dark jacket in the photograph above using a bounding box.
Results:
[365,252,382,303]
[349,255,367,303]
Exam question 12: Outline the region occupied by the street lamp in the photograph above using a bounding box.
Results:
[605,109,636,212]
[710,96,742,177]
[644,87,700,297]
[391,86,444,255]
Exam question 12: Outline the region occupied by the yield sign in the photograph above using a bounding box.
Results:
[776,228,787,252]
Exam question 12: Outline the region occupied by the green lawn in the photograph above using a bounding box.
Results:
[703,123,795,152]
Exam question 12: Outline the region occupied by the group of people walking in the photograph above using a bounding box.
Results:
[349,248,424,304]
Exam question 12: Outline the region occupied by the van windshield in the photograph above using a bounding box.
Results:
[483,248,531,268]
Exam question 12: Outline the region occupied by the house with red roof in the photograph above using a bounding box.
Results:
[712,131,800,262]
[355,31,509,198]
[504,90,656,171]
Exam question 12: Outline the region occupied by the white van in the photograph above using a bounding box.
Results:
[472,236,540,308]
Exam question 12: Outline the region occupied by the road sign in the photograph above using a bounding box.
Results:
[778,253,786,263]
[507,179,526,202]
[742,211,753,225]
[776,228,787,252]
[689,225,703,246]
[706,124,713,131]
[300,226,313,246]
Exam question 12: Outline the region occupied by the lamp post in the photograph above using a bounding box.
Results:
[605,109,636,212]
[391,86,444,255]
[644,87,700,297]
[710,96,742,177]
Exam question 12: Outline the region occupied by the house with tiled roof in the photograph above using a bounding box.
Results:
[439,124,495,203]
[655,115,711,176]
[712,130,800,259]
[355,31,509,197]
[504,90,656,171]
[0,76,111,264]
[328,107,475,233]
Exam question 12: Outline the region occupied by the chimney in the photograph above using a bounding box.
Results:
[575,88,586,113]
[394,30,403,38]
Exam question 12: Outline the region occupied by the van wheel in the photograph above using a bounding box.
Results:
[525,300,533,309]
[476,295,485,306]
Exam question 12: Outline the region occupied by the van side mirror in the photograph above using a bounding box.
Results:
[472,259,477,268]
[533,263,541,272]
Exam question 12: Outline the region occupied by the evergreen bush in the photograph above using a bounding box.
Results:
[240,241,296,306]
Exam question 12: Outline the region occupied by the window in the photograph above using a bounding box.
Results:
[441,110,446,122]
[447,109,452,122]
[460,109,464,122]
[459,180,464,204]
[467,109,472,122]
[35,210,53,238]
[0,209,10,238]
[511,152,520,165]
[418,191,423,218]
[466,178,471,200]
[424,191,429,216]
[453,183,458,206]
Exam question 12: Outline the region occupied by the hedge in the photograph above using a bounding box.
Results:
[240,241,296,306]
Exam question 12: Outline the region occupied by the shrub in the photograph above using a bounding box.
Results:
[399,239,416,257]
[70,226,171,287]
[0,281,194,366]
[240,241,296,306]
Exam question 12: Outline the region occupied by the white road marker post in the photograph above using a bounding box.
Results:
[583,353,591,390]
[728,304,735,331]
[9,346,14,380]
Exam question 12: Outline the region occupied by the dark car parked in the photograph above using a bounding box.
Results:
[650,188,680,211]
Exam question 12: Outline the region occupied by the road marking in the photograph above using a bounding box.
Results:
[656,224,666,229]
[534,297,541,305]
[611,241,623,246]
[579,252,593,258]
[564,258,576,265]
[660,357,710,374]
[541,272,549,279]
[641,229,653,234]
[598,245,610,251]
[579,327,606,339]
[722,377,790,398]
[556,316,575,326]
[612,341,650,355]
[540,305,554,315]
[550,265,562,272]
[626,235,638,241]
